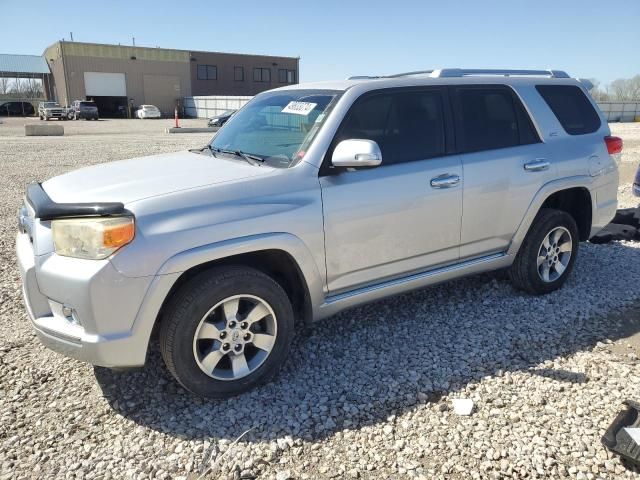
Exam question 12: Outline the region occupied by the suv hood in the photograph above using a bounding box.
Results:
[43,150,272,205]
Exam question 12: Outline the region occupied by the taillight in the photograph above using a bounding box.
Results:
[605,136,623,155]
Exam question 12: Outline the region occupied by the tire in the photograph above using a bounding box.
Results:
[159,266,295,398]
[509,208,579,295]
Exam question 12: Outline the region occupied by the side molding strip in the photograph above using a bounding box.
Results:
[317,252,511,320]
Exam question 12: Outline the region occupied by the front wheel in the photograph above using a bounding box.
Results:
[159,266,295,398]
[509,208,579,295]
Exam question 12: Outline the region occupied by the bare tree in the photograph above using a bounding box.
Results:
[610,75,640,101]
[0,77,10,95]
[9,78,43,99]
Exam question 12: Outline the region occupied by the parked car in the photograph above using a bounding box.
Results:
[0,101,35,116]
[17,68,621,398]
[38,102,66,120]
[207,109,236,127]
[136,105,161,119]
[70,100,99,120]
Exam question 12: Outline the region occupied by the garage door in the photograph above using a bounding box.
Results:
[143,74,182,115]
[84,72,126,97]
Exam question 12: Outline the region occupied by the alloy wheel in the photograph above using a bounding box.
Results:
[192,294,277,380]
[537,226,572,282]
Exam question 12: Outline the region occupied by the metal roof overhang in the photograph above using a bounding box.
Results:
[0,54,50,75]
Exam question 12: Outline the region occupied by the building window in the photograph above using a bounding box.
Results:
[234,66,244,81]
[279,69,297,83]
[197,65,217,80]
[253,68,271,82]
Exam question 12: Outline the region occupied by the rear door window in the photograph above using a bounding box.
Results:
[453,86,539,153]
[335,88,446,165]
[536,85,601,135]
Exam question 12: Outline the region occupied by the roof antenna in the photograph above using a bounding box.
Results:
[70,32,74,41]
[132,36,136,46]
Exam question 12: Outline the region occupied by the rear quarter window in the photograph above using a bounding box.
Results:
[536,85,601,135]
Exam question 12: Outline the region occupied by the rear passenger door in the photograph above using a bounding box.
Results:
[320,87,463,293]
[452,85,556,259]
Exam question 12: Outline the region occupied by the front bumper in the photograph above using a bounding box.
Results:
[44,111,65,118]
[16,232,153,367]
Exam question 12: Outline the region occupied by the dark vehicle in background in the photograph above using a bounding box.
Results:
[38,102,66,120]
[634,164,640,197]
[0,101,35,116]
[207,109,236,127]
[70,100,99,120]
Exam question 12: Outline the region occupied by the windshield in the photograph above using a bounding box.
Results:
[43,102,59,107]
[209,89,340,167]
[80,102,96,107]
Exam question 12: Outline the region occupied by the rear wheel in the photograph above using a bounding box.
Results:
[510,208,579,295]
[159,266,295,398]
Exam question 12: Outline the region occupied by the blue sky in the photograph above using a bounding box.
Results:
[2,0,639,85]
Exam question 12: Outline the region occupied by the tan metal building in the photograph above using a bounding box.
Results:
[43,41,299,116]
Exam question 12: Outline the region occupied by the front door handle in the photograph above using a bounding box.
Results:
[430,174,460,189]
[524,159,550,172]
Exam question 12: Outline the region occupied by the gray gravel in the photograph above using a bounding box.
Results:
[1,118,640,479]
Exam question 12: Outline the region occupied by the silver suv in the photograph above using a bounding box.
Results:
[17,69,621,398]
[38,102,66,121]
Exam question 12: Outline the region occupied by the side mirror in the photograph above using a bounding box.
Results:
[331,139,382,168]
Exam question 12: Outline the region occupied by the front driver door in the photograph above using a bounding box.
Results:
[320,87,463,294]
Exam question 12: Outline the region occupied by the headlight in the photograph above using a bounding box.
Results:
[52,216,135,260]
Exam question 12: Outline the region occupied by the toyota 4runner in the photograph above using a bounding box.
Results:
[17,69,621,398]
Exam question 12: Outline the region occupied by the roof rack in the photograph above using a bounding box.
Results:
[430,68,571,78]
[348,68,572,81]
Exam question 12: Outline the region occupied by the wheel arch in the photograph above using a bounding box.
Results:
[508,177,595,255]
[539,187,592,241]
[156,248,314,332]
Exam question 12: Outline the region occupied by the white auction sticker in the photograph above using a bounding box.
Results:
[282,101,317,116]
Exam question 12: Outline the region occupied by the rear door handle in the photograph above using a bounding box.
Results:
[430,174,460,189]
[524,159,550,172]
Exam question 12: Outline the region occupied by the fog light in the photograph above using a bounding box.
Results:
[62,304,80,326]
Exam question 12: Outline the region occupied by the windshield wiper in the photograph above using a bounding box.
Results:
[190,145,217,156]
[211,147,262,166]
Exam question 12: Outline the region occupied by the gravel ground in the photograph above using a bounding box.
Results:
[1,118,640,480]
